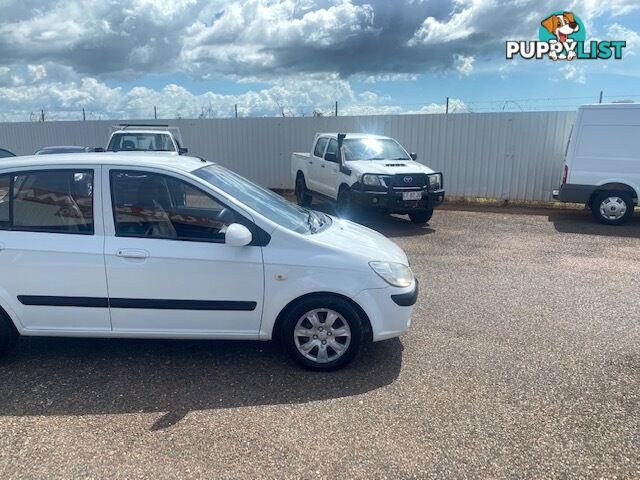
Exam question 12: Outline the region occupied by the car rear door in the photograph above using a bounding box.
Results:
[102,167,264,337]
[0,165,111,332]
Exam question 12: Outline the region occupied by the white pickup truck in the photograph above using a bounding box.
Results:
[106,124,188,155]
[291,133,444,223]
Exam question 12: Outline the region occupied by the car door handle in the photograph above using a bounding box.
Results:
[321,164,325,168]
[116,249,149,259]
[308,160,313,165]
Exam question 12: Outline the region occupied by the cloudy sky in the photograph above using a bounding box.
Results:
[0,0,639,121]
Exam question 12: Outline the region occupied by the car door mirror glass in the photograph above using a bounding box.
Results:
[410,152,418,161]
[225,223,252,246]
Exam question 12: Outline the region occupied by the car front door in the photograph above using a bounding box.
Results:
[102,168,264,337]
[322,138,341,199]
[0,166,111,332]
[307,137,328,194]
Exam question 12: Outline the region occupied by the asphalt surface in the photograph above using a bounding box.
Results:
[0,205,638,479]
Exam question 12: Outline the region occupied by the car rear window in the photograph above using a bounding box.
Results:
[0,170,94,234]
[0,175,8,229]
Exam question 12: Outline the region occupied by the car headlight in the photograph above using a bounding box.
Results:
[361,174,388,187]
[369,261,414,288]
[429,173,441,189]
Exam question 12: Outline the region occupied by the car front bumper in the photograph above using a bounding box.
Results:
[354,279,419,342]
[352,188,445,213]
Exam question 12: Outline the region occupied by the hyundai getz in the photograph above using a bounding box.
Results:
[0,154,417,370]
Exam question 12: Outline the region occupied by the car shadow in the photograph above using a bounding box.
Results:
[0,336,403,430]
[548,209,640,238]
[311,200,436,238]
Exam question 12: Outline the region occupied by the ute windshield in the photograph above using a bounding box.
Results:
[343,138,410,161]
[108,133,175,152]
[194,164,330,234]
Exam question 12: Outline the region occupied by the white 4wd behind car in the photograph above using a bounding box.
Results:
[292,133,444,223]
[106,124,188,155]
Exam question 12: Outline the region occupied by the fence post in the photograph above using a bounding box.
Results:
[154,105,157,119]
[41,109,45,122]
[335,101,338,117]
[599,90,603,103]
[235,104,238,118]
[82,108,86,121]
[445,97,449,114]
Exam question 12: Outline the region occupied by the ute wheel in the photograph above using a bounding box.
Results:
[408,209,434,224]
[591,191,634,225]
[336,186,353,218]
[295,174,312,207]
[281,295,364,371]
[0,311,18,359]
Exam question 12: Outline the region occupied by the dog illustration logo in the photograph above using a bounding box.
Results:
[539,11,584,60]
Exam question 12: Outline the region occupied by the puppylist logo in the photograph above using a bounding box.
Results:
[506,11,626,61]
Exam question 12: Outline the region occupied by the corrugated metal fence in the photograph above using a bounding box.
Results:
[0,111,575,202]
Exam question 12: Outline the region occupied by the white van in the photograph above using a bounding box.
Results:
[0,153,417,370]
[554,103,639,224]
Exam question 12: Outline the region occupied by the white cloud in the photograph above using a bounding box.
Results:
[454,54,474,76]
[562,64,587,84]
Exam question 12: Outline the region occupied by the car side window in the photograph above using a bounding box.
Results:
[325,139,339,162]
[110,171,237,243]
[0,175,9,229]
[313,137,328,158]
[10,170,94,234]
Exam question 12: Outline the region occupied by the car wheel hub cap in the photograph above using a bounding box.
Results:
[599,197,627,220]
[294,308,351,364]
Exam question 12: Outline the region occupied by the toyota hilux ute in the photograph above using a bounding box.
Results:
[106,124,188,155]
[292,133,445,224]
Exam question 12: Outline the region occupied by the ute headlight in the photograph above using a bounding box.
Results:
[362,174,388,187]
[369,261,414,288]
[429,173,441,189]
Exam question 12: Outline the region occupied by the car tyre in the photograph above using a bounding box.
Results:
[295,174,312,207]
[281,295,364,371]
[0,311,18,359]
[591,191,635,225]
[336,186,353,219]
[408,209,434,224]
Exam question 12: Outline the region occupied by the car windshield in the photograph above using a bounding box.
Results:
[343,138,410,161]
[108,133,175,152]
[194,164,330,234]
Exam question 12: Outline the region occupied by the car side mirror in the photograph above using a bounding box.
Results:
[410,152,417,161]
[225,223,252,247]
[324,152,337,163]
[178,147,188,155]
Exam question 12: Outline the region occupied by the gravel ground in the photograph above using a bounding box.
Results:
[0,206,638,479]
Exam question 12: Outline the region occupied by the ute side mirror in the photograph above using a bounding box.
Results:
[410,152,418,161]
[178,147,189,155]
[324,152,337,163]
[225,223,252,247]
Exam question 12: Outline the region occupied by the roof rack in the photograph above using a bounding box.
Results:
[114,123,171,128]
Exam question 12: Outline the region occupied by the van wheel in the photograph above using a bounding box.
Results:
[591,191,635,225]
[0,311,18,358]
[336,186,353,218]
[295,175,312,206]
[281,295,363,371]
[408,209,434,224]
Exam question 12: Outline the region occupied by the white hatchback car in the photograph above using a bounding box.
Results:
[0,154,417,370]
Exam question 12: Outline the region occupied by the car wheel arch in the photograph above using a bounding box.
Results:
[271,291,372,343]
[590,183,639,205]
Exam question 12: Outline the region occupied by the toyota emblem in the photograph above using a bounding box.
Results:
[403,176,413,183]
